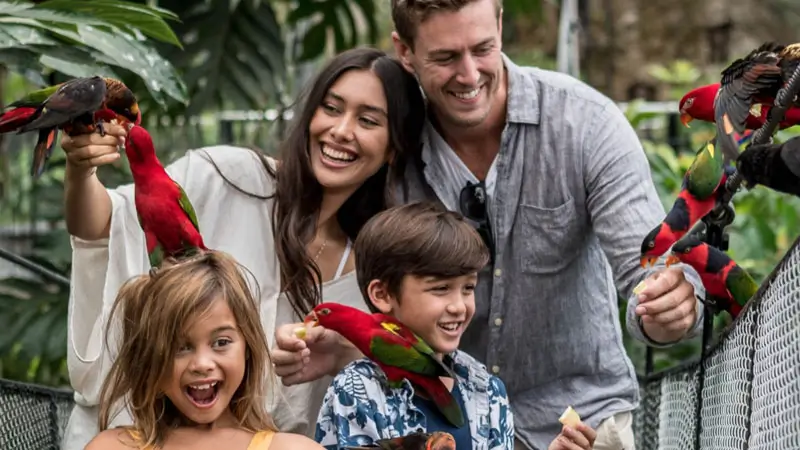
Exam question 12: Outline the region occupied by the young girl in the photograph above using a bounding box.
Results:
[85,251,322,450]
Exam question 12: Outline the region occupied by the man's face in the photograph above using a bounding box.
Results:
[393,0,504,129]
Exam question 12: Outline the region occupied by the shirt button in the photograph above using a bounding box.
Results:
[494,268,502,277]
[491,365,500,374]
[494,317,503,326]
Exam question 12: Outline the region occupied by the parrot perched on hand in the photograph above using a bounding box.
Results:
[124,124,207,268]
[304,302,466,428]
[714,41,800,163]
[678,83,800,130]
[665,234,760,319]
[640,139,734,267]
[736,136,800,196]
[344,432,456,450]
[0,76,141,177]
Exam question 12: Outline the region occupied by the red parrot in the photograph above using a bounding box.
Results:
[124,124,207,268]
[665,235,759,319]
[678,83,800,130]
[304,302,466,428]
[345,432,456,450]
[714,42,800,162]
[640,141,734,267]
[0,76,141,177]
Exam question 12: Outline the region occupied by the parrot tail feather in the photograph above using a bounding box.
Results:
[412,376,465,428]
[0,107,38,134]
[30,127,58,178]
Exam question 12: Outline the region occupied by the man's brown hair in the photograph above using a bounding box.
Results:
[354,202,490,312]
[391,0,502,49]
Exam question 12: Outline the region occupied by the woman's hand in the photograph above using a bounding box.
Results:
[271,322,362,385]
[548,422,597,450]
[61,123,127,179]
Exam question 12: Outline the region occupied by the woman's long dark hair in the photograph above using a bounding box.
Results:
[208,47,425,319]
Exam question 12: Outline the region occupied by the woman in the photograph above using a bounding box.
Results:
[60,47,425,450]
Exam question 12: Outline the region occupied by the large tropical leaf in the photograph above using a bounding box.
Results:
[0,0,187,108]
[286,0,378,62]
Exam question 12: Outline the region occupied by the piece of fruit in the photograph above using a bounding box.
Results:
[559,406,581,428]
[293,326,307,339]
[633,280,647,295]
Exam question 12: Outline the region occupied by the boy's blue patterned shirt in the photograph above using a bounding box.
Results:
[314,350,514,449]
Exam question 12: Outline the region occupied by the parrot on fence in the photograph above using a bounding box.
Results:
[665,234,760,319]
[124,124,207,268]
[678,83,800,130]
[344,432,456,450]
[714,41,800,163]
[0,76,141,177]
[304,302,466,428]
[640,139,735,267]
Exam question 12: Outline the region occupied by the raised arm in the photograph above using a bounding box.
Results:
[582,102,705,346]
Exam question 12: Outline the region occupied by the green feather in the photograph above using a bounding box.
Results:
[9,83,63,107]
[686,139,725,199]
[369,335,444,377]
[726,264,760,308]
[176,181,200,232]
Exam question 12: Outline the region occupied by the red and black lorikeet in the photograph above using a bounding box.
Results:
[736,136,800,196]
[124,124,207,268]
[679,83,800,130]
[0,76,141,177]
[714,41,800,163]
[665,234,759,319]
[304,302,466,428]
[345,432,456,450]
[640,139,734,267]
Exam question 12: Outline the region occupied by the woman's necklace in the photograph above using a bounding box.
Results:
[313,238,328,262]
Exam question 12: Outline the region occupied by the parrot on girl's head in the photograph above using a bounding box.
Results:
[344,431,456,450]
[0,76,141,177]
[124,124,207,268]
[304,302,466,428]
[665,235,759,319]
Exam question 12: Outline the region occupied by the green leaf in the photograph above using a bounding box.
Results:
[75,24,188,107]
[0,23,60,47]
[300,20,328,61]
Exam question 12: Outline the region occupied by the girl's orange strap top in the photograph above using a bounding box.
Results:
[126,429,275,450]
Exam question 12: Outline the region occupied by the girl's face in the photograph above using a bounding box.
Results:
[161,298,246,426]
[308,69,392,197]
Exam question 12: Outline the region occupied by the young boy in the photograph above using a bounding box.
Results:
[313,202,596,450]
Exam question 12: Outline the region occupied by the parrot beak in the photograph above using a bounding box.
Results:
[304,311,319,327]
[131,103,142,125]
[665,254,681,267]
[680,113,693,128]
[640,256,658,268]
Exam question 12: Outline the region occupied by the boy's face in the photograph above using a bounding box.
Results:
[370,273,477,356]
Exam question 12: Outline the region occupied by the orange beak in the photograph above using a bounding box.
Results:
[665,254,681,267]
[304,311,319,327]
[132,103,142,125]
[640,256,659,268]
[680,113,693,128]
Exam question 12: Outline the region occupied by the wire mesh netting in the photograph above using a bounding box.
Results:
[1,236,799,449]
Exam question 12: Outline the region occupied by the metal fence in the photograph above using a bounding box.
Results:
[1,233,798,449]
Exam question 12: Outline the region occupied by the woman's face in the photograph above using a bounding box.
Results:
[308,69,391,196]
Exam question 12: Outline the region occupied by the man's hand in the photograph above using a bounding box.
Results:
[634,266,699,344]
[271,322,362,386]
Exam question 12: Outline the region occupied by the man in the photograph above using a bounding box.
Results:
[273,0,706,448]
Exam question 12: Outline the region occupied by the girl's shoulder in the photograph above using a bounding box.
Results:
[265,431,325,450]
[84,427,140,450]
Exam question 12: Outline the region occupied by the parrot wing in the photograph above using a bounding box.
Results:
[372,315,457,379]
[714,42,785,162]
[7,83,63,108]
[19,77,107,132]
[370,333,447,378]
[685,139,725,200]
[725,264,760,309]
[175,181,201,232]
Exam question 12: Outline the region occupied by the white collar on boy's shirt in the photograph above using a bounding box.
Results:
[420,120,498,213]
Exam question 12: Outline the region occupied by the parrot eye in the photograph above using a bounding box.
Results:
[319,308,331,315]
[648,242,655,248]
[684,248,692,253]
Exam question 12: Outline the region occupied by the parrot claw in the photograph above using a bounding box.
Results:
[665,255,681,267]
[640,256,659,268]
[96,121,107,137]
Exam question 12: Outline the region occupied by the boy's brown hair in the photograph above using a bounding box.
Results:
[354,201,490,312]
[391,0,502,50]
[97,251,276,448]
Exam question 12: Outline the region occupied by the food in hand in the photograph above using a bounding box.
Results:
[559,406,581,428]
[293,326,307,339]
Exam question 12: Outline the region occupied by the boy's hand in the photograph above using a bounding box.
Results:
[271,322,362,386]
[548,422,597,450]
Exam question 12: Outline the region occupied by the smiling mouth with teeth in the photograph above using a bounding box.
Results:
[451,87,481,100]
[438,322,462,332]
[185,381,220,406]
[321,144,357,163]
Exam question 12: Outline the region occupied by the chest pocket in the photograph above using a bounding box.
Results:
[515,198,583,274]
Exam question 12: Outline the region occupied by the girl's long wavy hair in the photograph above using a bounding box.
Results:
[97,251,275,448]
[208,46,426,319]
